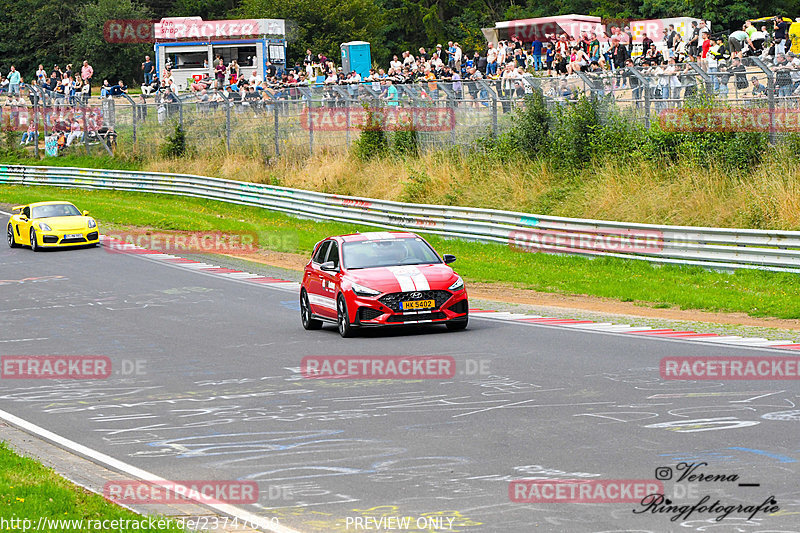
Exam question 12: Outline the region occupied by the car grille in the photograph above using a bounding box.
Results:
[60,236,87,243]
[87,231,99,240]
[378,290,452,311]
[42,235,59,243]
[386,312,446,323]
[358,307,383,321]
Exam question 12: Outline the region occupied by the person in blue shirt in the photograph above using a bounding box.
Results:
[7,66,21,96]
[545,44,555,76]
[532,38,543,71]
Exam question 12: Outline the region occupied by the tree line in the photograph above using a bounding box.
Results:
[0,0,794,85]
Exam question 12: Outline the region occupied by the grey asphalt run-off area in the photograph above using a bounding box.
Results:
[1,213,800,533]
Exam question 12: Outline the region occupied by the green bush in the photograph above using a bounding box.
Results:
[393,123,419,156]
[353,106,388,160]
[160,123,188,158]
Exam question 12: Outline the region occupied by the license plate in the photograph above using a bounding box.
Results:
[400,299,435,310]
[64,233,83,239]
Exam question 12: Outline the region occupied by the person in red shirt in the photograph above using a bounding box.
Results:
[701,33,712,66]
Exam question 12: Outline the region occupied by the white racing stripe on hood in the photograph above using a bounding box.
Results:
[361,231,395,240]
[386,265,430,291]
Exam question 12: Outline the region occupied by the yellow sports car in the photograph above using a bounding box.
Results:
[7,201,99,251]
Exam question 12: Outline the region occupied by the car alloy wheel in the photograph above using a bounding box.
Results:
[337,295,354,338]
[30,228,39,252]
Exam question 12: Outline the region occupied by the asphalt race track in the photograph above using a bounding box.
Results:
[1,213,800,532]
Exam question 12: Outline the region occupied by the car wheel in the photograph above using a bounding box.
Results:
[7,224,19,248]
[337,295,355,338]
[446,314,468,331]
[30,228,40,252]
[301,290,322,330]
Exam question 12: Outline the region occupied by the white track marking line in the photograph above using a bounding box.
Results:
[0,408,302,533]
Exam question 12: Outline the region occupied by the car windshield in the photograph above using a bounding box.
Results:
[31,204,81,218]
[343,238,442,269]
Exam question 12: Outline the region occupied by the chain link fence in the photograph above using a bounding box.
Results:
[5,57,800,160]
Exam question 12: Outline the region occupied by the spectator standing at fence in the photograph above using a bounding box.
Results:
[687,21,699,58]
[775,16,788,55]
[486,42,498,76]
[35,64,46,82]
[7,66,20,95]
[700,32,712,67]
[215,58,226,87]
[142,55,154,85]
[385,78,398,106]
[454,42,463,72]
[531,37,543,71]
[81,60,93,95]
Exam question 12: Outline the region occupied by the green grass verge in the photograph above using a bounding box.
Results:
[0,441,182,532]
[2,184,799,319]
[0,153,142,170]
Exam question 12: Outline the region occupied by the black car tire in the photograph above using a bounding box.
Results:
[446,314,468,331]
[7,224,19,248]
[301,290,323,330]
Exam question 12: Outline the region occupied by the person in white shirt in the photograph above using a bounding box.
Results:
[453,43,463,71]
[249,71,262,86]
[390,55,403,71]
[486,42,498,75]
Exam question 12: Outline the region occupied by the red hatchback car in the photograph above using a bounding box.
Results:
[300,232,469,337]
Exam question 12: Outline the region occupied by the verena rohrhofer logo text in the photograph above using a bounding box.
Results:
[509,479,663,503]
[301,356,455,379]
[661,356,800,380]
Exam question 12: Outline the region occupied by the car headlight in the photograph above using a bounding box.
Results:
[38,222,52,231]
[88,219,96,228]
[448,276,464,291]
[351,282,381,297]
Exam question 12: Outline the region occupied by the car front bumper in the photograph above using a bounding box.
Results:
[36,230,100,247]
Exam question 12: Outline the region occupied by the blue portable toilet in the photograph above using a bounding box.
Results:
[341,41,371,78]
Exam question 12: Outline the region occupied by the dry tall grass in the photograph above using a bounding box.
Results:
[141,149,800,230]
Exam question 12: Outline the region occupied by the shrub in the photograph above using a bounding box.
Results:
[160,123,188,158]
[353,105,388,160]
[393,122,419,156]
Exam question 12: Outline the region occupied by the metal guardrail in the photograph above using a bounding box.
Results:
[2,164,800,273]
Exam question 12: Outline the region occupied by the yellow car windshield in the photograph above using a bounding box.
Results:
[31,204,81,218]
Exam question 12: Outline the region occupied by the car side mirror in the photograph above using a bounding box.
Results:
[82,210,89,216]
[443,254,457,264]
[320,261,338,272]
